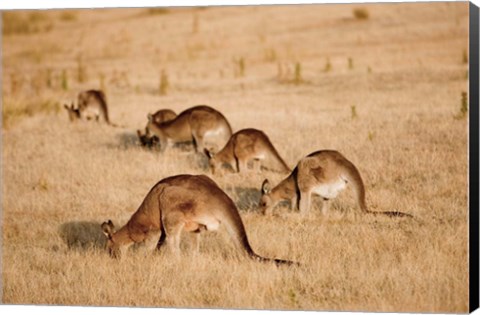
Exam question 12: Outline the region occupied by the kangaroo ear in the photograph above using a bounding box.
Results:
[101,220,115,239]
[261,179,271,195]
[204,148,213,159]
[147,113,153,121]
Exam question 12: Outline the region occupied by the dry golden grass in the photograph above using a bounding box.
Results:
[1,2,469,312]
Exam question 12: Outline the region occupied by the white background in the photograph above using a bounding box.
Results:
[0,1,479,315]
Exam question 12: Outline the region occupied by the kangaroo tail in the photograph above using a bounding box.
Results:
[222,209,299,267]
[344,163,413,219]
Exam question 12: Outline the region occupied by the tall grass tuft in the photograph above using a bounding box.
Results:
[76,55,87,84]
[351,105,358,119]
[455,91,468,119]
[293,62,303,85]
[234,57,245,77]
[324,58,332,72]
[462,49,468,64]
[159,69,169,95]
[61,69,69,91]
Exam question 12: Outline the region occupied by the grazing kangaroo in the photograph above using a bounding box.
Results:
[63,103,81,122]
[146,105,232,153]
[77,89,111,124]
[101,174,296,266]
[204,128,290,175]
[259,150,412,218]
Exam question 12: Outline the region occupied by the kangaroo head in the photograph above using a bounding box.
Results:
[259,179,273,215]
[204,148,218,174]
[101,220,120,258]
[64,102,81,122]
[137,129,159,148]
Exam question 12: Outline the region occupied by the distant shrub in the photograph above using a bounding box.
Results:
[353,8,370,20]
[3,11,53,35]
[59,10,77,22]
[146,8,170,15]
[3,97,60,129]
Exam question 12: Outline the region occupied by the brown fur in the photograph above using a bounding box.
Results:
[205,128,291,175]
[101,174,297,266]
[77,89,117,126]
[259,150,412,218]
[146,105,232,154]
[151,109,177,125]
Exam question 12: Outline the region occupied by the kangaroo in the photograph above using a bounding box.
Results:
[204,128,290,175]
[101,174,296,266]
[146,105,232,153]
[77,89,111,124]
[259,150,412,218]
[63,103,81,122]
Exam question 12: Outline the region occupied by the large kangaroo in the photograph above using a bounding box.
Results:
[146,105,232,153]
[259,150,412,218]
[204,128,290,175]
[77,89,111,124]
[101,174,296,266]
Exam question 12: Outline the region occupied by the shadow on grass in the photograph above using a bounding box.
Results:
[58,221,106,250]
[225,186,262,211]
[110,131,197,152]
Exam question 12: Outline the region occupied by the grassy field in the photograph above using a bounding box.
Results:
[1,2,470,312]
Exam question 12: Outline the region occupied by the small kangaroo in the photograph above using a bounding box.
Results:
[259,150,412,218]
[101,174,296,266]
[77,89,111,124]
[204,128,291,175]
[146,105,232,153]
[63,102,81,122]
